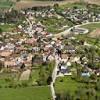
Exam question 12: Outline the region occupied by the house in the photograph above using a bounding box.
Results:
[81,72,90,77]
[4,61,15,68]
[60,66,67,74]
[61,54,68,59]
[64,45,76,53]
[81,69,90,77]
[0,51,12,58]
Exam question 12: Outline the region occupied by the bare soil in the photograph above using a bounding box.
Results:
[14,0,100,10]
[89,28,100,38]
[14,0,79,10]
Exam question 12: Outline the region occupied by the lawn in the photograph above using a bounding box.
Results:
[0,86,51,100]
[0,24,16,32]
[55,76,86,94]
[81,23,100,32]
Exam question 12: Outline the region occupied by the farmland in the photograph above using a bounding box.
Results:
[0,86,51,100]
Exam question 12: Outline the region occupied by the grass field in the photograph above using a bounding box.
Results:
[31,69,39,84]
[59,2,86,10]
[55,76,100,98]
[0,86,51,100]
[81,23,100,32]
[0,0,14,9]
[55,76,86,94]
[40,18,66,34]
[0,71,52,100]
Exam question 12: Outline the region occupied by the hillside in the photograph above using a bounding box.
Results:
[14,0,100,10]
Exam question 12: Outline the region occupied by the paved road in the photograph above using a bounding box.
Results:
[50,55,60,100]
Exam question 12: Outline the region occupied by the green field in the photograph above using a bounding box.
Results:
[81,23,100,32]
[55,76,85,94]
[0,86,51,100]
[31,69,39,84]
[0,69,52,100]
[55,76,100,99]
[0,0,14,9]
[59,2,86,11]
[39,17,73,34]
[0,24,15,32]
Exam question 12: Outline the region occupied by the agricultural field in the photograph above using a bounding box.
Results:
[0,69,52,100]
[81,23,100,32]
[0,86,51,100]
[59,2,87,10]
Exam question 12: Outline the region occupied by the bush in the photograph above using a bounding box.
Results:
[21,81,28,87]
[59,79,63,82]
[5,77,12,82]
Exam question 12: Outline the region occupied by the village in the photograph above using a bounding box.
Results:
[0,1,100,100]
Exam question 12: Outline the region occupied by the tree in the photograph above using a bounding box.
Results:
[20,63,25,69]
[56,91,72,100]
[86,46,96,69]
[16,0,21,2]
[75,88,87,100]
[47,76,52,85]
[96,80,100,91]
[90,74,97,80]
[37,66,47,85]
[0,28,2,33]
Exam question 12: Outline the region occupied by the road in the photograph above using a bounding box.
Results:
[50,55,60,100]
[26,15,100,99]
[50,21,100,100]
[54,22,100,37]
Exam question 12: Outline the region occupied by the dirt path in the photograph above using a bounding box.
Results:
[54,22,100,37]
[19,69,31,81]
